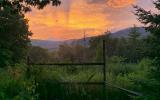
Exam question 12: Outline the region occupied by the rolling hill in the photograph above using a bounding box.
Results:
[111,27,149,38]
[31,27,149,50]
[31,39,62,50]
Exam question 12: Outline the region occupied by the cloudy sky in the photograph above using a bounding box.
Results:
[25,0,154,41]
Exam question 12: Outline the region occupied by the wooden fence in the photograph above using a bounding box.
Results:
[27,40,142,100]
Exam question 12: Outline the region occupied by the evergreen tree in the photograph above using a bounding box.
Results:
[128,25,141,62]
[134,0,160,99]
[128,25,140,41]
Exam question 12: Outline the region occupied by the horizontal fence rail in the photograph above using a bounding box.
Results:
[28,62,104,66]
[106,82,142,96]
[58,82,104,85]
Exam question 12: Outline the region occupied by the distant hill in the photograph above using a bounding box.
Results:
[31,39,89,50]
[111,27,149,38]
[31,39,62,50]
[31,27,149,50]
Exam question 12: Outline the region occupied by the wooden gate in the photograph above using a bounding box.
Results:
[27,40,141,100]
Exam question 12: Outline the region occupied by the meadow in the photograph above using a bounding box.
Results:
[0,57,151,100]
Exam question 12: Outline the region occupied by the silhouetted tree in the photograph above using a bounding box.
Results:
[127,25,142,62]
[128,25,140,41]
[134,0,160,99]
[0,0,61,13]
[0,7,32,67]
[0,0,61,67]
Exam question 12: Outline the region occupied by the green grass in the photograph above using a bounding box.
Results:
[0,58,151,100]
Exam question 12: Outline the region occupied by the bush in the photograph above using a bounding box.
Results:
[0,64,38,100]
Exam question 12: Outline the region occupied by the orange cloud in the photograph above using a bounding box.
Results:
[107,0,136,8]
[26,0,112,40]
[25,0,142,40]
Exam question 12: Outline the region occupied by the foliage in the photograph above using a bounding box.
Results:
[25,58,151,100]
[0,7,31,67]
[55,43,89,62]
[0,0,61,67]
[0,0,61,13]
[128,25,140,41]
[0,53,153,100]
[134,0,160,99]
[88,27,147,63]
[28,46,50,64]
[0,64,38,100]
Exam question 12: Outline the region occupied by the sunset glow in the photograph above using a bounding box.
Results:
[107,0,136,8]
[25,0,153,40]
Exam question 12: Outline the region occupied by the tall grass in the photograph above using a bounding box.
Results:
[0,58,151,100]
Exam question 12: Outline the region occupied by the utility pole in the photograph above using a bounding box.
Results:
[83,30,86,47]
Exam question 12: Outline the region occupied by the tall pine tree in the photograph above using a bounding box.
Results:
[128,25,140,41]
[134,0,160,99]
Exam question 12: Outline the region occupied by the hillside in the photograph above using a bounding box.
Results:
[111,27,149,38]
[31,39,62,50]
[31,27,149,49]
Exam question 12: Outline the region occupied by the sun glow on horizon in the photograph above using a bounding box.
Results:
[25,0,151,40]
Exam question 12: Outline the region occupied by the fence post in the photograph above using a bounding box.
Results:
[103,39,107,100]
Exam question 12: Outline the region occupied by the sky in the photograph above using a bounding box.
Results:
[25,0,154,41]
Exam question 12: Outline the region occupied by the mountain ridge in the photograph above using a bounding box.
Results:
[31,27,149,50]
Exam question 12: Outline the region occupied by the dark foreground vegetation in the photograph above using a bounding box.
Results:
[0,0,160,100]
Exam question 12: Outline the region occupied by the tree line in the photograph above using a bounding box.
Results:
[28,25,148,64]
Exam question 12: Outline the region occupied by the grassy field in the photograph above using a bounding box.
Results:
[29,66,131,100]
[0,58,150,100]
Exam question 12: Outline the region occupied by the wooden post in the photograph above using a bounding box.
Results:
[103,39,107,100]
[26,56,31,78]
